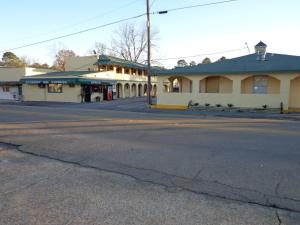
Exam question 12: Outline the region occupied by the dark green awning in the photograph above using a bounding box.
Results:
[20,77,116,85]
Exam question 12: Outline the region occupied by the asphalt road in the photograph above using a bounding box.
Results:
[0,101,300,224]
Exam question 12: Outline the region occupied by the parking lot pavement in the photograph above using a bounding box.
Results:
[1,143,299,225]
[0,103,300,224]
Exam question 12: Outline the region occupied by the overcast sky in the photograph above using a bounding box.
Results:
[0,0,299,68]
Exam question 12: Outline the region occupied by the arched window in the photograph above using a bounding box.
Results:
[241,75,280,94]
[199,76,232,93]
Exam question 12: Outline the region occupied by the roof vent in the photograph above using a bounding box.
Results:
[255,41,267,61]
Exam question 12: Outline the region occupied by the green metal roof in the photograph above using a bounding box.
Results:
[95,55,147,70]
[26,71,96,78]
[154,53,300,76]
[20,71,115,85]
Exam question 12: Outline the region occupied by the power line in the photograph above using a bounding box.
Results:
[0,0,141,44]
[153,0,239,14]
[0,13,146,53]
[150,0,157,9]
[0,0,240,53]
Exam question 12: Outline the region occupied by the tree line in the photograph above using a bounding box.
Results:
[0,51,62,70]
[176,56,226,68]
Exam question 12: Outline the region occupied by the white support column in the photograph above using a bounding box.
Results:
[128,84,131,98]
[157,77,164,104]
[191,77,199,94]
[122,84,125,99]
[232,77,242,94]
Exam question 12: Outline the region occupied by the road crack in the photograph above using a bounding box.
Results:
[275,210,282,225]
[1,141,300,215]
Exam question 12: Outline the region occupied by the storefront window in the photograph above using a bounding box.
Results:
[2,86,10,92]
[253,76,267,94]
[48,84,63,93]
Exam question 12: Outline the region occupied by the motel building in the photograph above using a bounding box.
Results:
[154,42,300,112]
[0,67,54,101]
[20,55,157,103]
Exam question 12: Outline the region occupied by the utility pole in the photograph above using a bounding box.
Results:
[146,0,152,105]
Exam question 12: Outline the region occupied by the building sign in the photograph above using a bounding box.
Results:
[50,80,69,84]
[23,80,49,84]
[22,79,76,84]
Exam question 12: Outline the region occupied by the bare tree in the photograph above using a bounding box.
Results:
[111,23,158,63]
[53,49,76,71]
[20,55,33,66]
[88,42,108,55]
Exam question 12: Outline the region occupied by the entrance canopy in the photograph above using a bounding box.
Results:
[20,77,115,85]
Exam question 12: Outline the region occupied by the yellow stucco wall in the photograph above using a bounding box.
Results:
[23,84,81,103]
[22,84,47,101]
[267,77,280,94]
[289,77,300,108]
[219,77,233,93]
[157,73,300,110]
[206,77,219,93]
[241,77,253,94]
[65,56,98,71]
[199,79,205,93]
[0,67,55,82]
[181,77,192,92]
[199,76,232,93]
[0,67,26,82]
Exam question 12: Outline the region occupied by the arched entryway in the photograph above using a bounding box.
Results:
[131,83,137,97]
[138,84,143,97]
[289,76,300,109]
[144,84,147,96]
[164,76,193,93]
[152,84,157,96]
[116,83,123,98]
[124,83,130,98]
